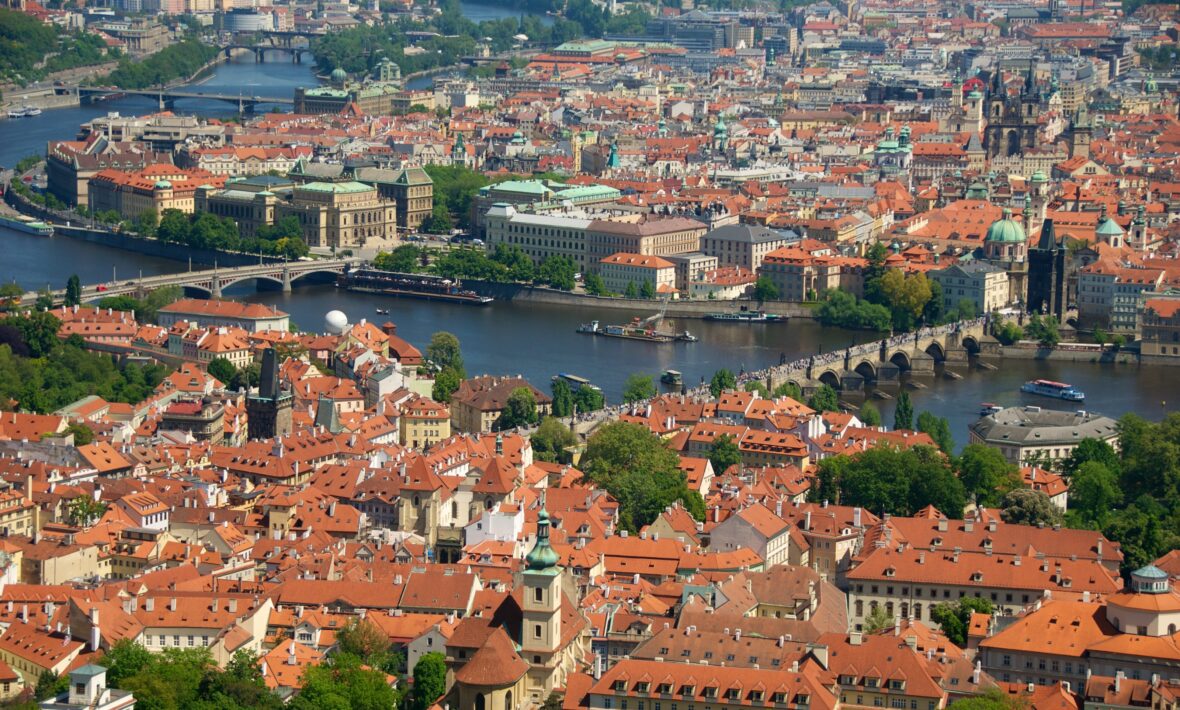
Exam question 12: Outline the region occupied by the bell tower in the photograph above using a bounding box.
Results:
[521,509,562,668]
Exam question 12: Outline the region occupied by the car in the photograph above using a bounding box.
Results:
[472,239,484,246]
[95,285,108,292]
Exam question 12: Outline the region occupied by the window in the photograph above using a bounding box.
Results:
[534,587,543,603]
[534,624,542,638]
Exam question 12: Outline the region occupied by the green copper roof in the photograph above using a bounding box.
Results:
[525,509,560,573]
[1096,213,1124,238]
[298,181,374,194]
[985,208,1026,244]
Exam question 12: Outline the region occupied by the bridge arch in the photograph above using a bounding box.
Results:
[817,370,842,390]
[888,350,912,371]
[962,336,981,355]
[924,340,946,362]
[853,360,877,382]
[217,274,286,292]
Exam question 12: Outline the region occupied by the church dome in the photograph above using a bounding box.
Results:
[1096,212,1125,240]
[985,208,1026,244]
[525,509,560,572]
[1030,170,1047,184]
[154,180,171,190]
[330,68,347,83]
[965,181,989,200]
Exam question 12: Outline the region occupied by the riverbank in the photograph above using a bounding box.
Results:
[1001,342,1140,364]
[461,279,818,319]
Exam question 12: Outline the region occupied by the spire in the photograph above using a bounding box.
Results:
[525,509,560,572]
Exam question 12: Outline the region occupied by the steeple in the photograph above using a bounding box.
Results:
[525,509,560,572]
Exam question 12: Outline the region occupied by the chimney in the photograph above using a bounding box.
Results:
[937,518,948,532]
[1116,671,1124,693]
[145,598,155,612]
[228,599,237,613]
[287,643,297,665]
[894,617,901,636]
[972,661,981,685]
[853,507,862,528]
[804,511,811,530]
[964,519,974,533]
[849,631,862,646]
[169,598,177,612]
[89,608,100,652]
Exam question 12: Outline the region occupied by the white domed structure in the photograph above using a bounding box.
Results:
[324,310,349,335]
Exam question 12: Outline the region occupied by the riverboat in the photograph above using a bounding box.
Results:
[1020,379,1085,401]
[0,214,53,236]
[6,106,41,118]
[979,402,1003,416]
[552,373,601,392]
[660,369,682,386]
[704,309,786,323]
[340,268,493,305]
[577,320,674,343]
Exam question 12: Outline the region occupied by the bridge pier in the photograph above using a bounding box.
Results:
[840,373,865,394]
[944,347,971,372]
[255,48,265,63]
[281,266,292,293]
[910,350,936,377]
[876,364,901,387]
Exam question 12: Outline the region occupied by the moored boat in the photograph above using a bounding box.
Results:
[660,369,682,386]
[0,214,53,236]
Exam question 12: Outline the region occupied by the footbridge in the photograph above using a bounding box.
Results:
[762,319,990,395]
[21,259,358,306]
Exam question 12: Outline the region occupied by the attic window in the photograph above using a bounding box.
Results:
[865,677,880,689]
[971,572,983,582]
[657,683,672,695]
[680,685,695,696]
[773,692,788,704]
[613,680,627,692]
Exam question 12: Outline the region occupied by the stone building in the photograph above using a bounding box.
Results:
[274,181,398,250]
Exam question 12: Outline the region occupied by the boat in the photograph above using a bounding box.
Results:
[552,373,601,392]
[979,402,1003,416]
[22,106,41,116]
[375,308,388,315]
[576,319,674,343]
[677,330,698,342]
[0,214,53,236]
[1020,379,1085,401]
[6,107,28,118]
[339,268,493,305]
[660,369,682,386]
[704,308,787,323]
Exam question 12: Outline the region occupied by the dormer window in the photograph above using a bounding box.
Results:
[613,680,627,692]
[680,685,695,696]
[657,683,672,695]
[636,682,650,693]
[889,680,906,691]
[884,567,896,578]
[839,675,856,685]
[751,691,764,702]
[726,688,742,701]
[971,571,983,582]
[772,692,787,704]
[865,677,880,689]
[703,686,718,698]
[796,693,811,705]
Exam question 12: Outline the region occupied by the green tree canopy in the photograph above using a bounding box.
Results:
[207,357,237,385]
[426,331,464,372]
[753,276,779,302]
[956,444,1020,508]
[709,369,737,398]
[917,411,954,455]
[859,401,882,427]
[411,652,447,710]
[495,387,539,431]
[808,384,840,413]
[708,434,741,474]
[622,373,656,403]
[531,417,578,463]
[894,391,914,431]
[812,445,966,518]
[999,489,1064,527]
[581,422,701,530]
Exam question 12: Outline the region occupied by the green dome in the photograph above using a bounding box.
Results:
[985,208,1026,244]
[154,180,171,189]
[1030,170,1047,183]
[967,89,983,100]
[714,116,728,137]
[1096,213,1124,239]
[330,68,347,82]
[525,509,560,572]
[965,181,989,200]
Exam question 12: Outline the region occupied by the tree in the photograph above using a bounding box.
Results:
[432,367,462,403]
[207,357,237,385]
[917,411,954,455]
[291,655,396,710]
[537,255,577,291]
[624,281,638,299]
[34,287,54,311]
[859,401,881,427]
[65,421,94,445]
[412,652,447,710]
[134,208,158,238]
[1093,327,1108,346]
[584,272,607,296]
[957,444,1020,508]
[1062,438,1120,478]
[639,279,656,299]
[64,274,82,307]
[0,282,22,310]
[951,689,1029,710]
[709,368,736,398]
[894,391,914,431]
[531,417,578,463]
[773,381,802,399]
[551,378,574,418]
[929,597,993,647]
[813,445,966,518]
[426,331,464,373]
[573,383,604,412]
[863,604,893,634]
[743,380,769,397]
[1068,461,1122,528]
[66,495,106,527]
[1024,314,1060,347]
[999,488,1064,527]
[709,434,741,474]
[100,639,155,687]
[875,269,933,331]
[753,276,779,302]
[372,245,423,273]
[495,386,538,430]
[622,373,656,403]
[420,202,454,234]
[816,290,892,331]
[335,618,392,667]
[808,384,840,413]
[581,422,701,530]
[34,669,67,701]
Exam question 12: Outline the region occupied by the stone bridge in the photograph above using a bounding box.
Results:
[22,259,359,306]
[763,319,989,395]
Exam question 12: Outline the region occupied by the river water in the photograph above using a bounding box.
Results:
[0,25,1176,448]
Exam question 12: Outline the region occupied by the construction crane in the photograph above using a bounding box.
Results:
[640,295,671,330]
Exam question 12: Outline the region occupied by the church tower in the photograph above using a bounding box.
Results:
[521,509,564,695]
[984,62,1040,160]
[1069,106,1092,159]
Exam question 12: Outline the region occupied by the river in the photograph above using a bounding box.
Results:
[0,33,1176,448]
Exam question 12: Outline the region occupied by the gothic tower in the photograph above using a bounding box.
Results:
[984,62,1040,159]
